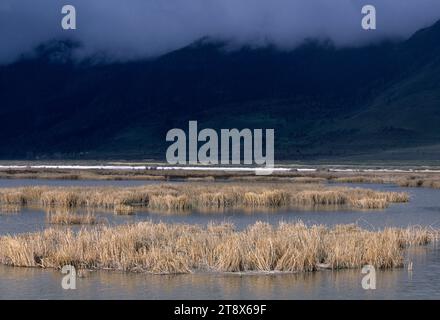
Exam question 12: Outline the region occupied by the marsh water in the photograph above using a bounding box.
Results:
[0,179,440,299]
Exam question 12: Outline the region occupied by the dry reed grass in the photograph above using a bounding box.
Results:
[0,221,436,274]
[114,204,135,215]
[227,176,327,184]
[0,184,409,212]
[0,168,168,181]
[46,210,97,225]
[397,177,440,189]
[330,176,390,184]
[329,173,440,190]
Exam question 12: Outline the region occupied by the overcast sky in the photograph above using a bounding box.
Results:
[1,0,440,64]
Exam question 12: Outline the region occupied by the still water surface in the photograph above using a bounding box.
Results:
[0,179,439,299]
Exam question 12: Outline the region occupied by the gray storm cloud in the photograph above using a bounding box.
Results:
[1,0,440,64]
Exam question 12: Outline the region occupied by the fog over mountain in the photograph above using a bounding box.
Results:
[1,0,440,63]
[1,1,440,160]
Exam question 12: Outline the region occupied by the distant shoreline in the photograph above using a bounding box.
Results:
[2,164,440,173]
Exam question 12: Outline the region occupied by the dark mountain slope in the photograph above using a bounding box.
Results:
[0,20,440,160]
[317,20,440,155]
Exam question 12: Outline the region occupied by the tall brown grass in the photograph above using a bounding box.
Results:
[0,221,436,274]
[46,210,97,225]
[329,173,440,190]
[114,204,135,215]
[330,176,390,184]
[397,177,440,189]
[0,168,168,181]
[0,184,409,212]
